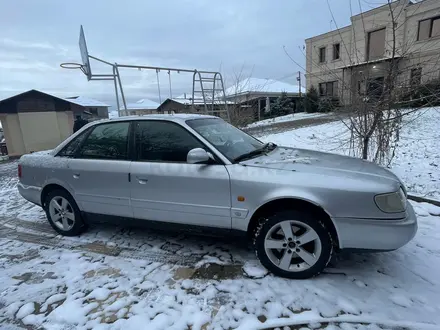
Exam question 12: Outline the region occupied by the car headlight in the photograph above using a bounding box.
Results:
[374,188,407,213]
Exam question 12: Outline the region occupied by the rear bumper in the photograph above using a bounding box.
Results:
[17,182,42,206]
[333,203,418,251]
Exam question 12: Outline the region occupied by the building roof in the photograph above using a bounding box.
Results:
[351,0,407,20]
[305,0,410,41]
[305,24,352,41]
[120,98,159,110]
[170,96,197,105]
[224,78,306,96]
[169,94,233,105]
[0,89,77,114]
[65,96,110,107]
[0,89,66,105]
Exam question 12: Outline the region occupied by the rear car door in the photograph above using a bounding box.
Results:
[67,121,133,218]
[130,120,232,228]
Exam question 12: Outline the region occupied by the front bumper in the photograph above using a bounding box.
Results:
[333,203,418,251]
[17,182,42,206]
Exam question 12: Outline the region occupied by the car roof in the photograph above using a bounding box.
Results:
[99,113,218,125]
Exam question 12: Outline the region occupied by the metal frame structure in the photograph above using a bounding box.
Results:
[61,25,230,121]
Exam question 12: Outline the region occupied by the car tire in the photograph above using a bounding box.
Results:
[44,189,86,236]
[253,209,333,279]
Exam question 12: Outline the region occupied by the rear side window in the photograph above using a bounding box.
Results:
[136,121,204,162]
[77,122,130,160]
[57,129,89,157]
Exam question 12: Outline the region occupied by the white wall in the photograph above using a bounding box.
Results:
[0,114,26,157]
[0,111,73,156]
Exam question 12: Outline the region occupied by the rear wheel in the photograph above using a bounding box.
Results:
[254,210,333,279]
[44,189,86,236]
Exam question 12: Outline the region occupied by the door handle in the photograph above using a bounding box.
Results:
[73,173,80,179]
[137,177,148,184]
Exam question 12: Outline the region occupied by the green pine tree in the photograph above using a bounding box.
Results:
[272,92,294,116]
[304,85,319,113]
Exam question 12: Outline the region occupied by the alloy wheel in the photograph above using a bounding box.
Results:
[264,220,322,272]
[49,196,76,231]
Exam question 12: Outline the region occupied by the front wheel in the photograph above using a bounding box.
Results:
[254,210,333,279]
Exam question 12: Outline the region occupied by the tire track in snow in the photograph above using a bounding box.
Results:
[0,219,214,267]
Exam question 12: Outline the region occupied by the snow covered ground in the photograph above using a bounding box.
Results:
[1,108,440,329]
[260,107,440,200]
[246,112,331,128]
[1,180,440,330]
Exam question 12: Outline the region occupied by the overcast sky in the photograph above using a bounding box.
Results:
[0,0,388,110]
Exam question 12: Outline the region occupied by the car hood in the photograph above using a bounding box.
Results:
[240,146,400,183]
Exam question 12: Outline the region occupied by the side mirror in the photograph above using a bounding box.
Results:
[187,148,212,164]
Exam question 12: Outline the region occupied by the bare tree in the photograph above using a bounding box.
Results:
[224,65,273,127]
[288,0,440,166]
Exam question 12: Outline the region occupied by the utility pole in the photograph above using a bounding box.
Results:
[296,71,302,112]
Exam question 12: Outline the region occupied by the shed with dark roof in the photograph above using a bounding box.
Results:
[0,90,78,156]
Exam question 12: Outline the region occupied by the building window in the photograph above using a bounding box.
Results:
[319,83,326,96]
[410,67,422,87]
[333,43,340,60]
[88,107,98,115]
[434,18,440,38]
[366,77,384,100]
[319,47,326,63]
[367,28,386,61]
[327,82,334,96]
[418,17,440,41]
[357,81,363,95]
[319,81,338,97]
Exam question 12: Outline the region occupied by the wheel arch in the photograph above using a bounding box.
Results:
[247,197,340,249]
[40,183,76,207]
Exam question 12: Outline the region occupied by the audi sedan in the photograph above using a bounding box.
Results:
[17,114,417,279]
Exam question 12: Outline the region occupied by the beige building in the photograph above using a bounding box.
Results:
[305,0,440,105]
[0,90,108,157]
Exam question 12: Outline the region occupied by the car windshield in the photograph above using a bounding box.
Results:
[186,118,266,161]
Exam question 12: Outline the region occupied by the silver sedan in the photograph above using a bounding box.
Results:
[17,114,417,279]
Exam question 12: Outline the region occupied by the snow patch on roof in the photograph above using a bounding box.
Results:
[225,78,306,96]
[121,98,159,110]
[170,94,233,105]
[65,96,110,107]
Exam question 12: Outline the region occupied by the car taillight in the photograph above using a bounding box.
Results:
[18,164,22,179]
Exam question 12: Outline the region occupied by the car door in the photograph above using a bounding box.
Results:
[67,121,133,218]
[130,120,232,228]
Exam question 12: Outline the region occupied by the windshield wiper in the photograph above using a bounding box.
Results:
[234,142,277,163]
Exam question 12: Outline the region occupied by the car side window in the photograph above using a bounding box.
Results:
[77,122,130,160]
[57,129,89,157]
[136,121,205,162]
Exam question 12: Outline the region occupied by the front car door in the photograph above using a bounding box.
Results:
[67,121,133,218]
[130,120,231,228]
